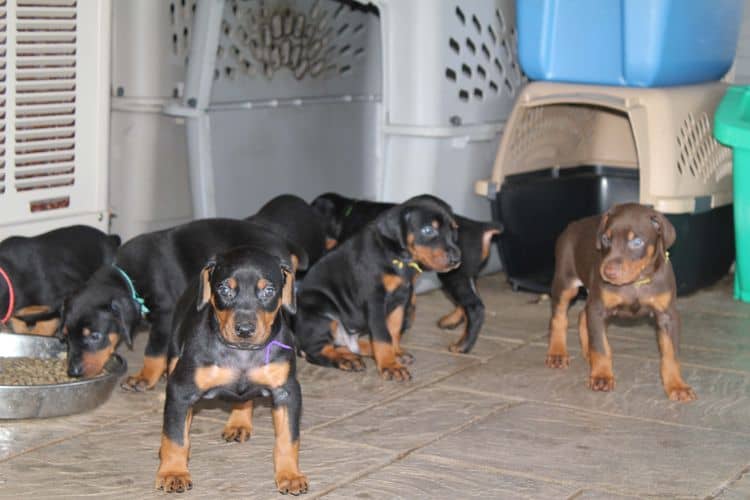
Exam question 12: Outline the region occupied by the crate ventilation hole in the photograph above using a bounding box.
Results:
[211,0,368,81]
[508,106,596,165]
[446,5,524,103]
[9,0,78,211]
[676,112,732,182]
[169,0,197,61]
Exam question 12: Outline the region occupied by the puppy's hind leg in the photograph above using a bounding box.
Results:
[296,312,365,372]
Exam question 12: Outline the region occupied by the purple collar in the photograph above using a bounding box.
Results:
[264,340,293,364]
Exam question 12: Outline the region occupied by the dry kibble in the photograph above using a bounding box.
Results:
[0,357,102,386]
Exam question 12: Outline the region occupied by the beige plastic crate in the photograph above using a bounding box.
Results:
[475,81,734,214]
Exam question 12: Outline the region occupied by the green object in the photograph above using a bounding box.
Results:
[715,86,750,302]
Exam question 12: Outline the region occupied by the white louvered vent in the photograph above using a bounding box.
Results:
[14,0,76,196]
[0,0,109,238]
[0,0,6,195]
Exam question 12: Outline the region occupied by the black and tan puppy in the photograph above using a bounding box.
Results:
[311,193,502,353]
[0,225,120,335]
[252,194,328,272]
[546,203,695,401]
[156,247,307,495]
[295,195,461,381]
[60,217,308,385]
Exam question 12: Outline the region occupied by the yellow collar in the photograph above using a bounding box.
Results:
[633,277,651,288]
[392,258,422,273]
[633,252,669,288]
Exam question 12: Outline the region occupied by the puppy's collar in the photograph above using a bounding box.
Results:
[264,339,293,364]
[392,258,422,274]
[112,264,150,317]
[633,277,652,288]
[632,252,669,288]
[0,266,15,324]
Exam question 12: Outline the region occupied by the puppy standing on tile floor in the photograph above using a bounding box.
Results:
[295,195,461,381]
[546,203,696,401]
[311,192,503,353]
[156,247,307,495]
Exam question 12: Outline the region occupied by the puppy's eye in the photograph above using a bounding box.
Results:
[217,281,235,299]
[420,225,437,238]
[257,284,276,300]
[628,237,644,249]
[600,234,611,247]
[89,331,103,342]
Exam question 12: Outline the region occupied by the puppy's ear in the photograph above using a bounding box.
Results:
[311,195,337,219]
[311,194,344,243]
[111,296,139,348]
[650,212,677,250]
[107,234,122,248]
[197,260,216,311]
[280,262,297,314]
[376,206,411,249]
[595,210,612,250]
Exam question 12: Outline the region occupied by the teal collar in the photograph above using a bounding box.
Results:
[112,264,150,317]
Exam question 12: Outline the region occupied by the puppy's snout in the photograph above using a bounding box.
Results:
[602,260,622,281]
[235,321,256,338]
[68,362,84,378]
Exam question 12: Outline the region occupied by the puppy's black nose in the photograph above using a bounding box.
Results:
[68,364,84,378]
[236,323,255,338]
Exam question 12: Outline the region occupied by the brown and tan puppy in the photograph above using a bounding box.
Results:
[546,203,696,402]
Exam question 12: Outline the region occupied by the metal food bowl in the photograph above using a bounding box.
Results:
[0,332,127,419]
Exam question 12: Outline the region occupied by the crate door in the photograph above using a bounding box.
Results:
[0,0,110,237]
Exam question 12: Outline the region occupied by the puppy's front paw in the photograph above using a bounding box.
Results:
[666,384,697,402]
[588,375,615,392]
[222,423,252,443]
[545,353,570,369]
[121,372,162,392]
[276,471,309,495]
[396,351,415,365]
[155,470,193,493]
[448,340,469,354]
[379,364,411,382]
[336,354,366,372]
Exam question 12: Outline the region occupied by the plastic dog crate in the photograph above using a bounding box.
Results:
[517,0,744,87]
[475,81,735,295]
[158,0,523,224]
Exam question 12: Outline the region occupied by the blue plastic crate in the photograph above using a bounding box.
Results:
[518,0,744,87]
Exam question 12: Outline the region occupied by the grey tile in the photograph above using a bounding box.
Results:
[573,490,672,499]
[402,306,521,361]
[606,334,750,375]
[439,343,750,435]
[678,275,750,319]
[715,470,750,500]
[603,309,750,355]
[321,454,577,499]
[0,370,162,461]
[308,386,510,451]
[0,411,394,499]
[417,275,551,343]
[417,402,748,497]
[297,348,480,431]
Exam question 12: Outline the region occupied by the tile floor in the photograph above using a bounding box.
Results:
[1,273,749,499]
